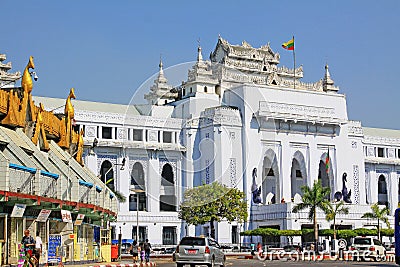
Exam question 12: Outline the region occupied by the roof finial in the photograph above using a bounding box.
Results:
[157,54,166,82]
[323,63,338,92]
[159,54,163,70]
[197,38,203,62]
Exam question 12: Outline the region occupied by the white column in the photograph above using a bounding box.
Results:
[172,131,176,144]
[389,170,397,215]
[143,129,147,142]
[118,160,130,215]
[147,153,160,213]
[111,127,115,139]
[280,142,291,201]
[370,169,378,204]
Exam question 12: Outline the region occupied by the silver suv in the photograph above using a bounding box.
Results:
[351,236,386,261]
[173,236,226,267]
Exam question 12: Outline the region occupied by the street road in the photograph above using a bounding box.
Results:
[124,258,398,267]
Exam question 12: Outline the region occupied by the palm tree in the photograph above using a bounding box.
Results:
[324,201,349,240]
[361,203,390,241]
[292,180,330,251]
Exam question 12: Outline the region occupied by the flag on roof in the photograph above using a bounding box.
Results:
[282,38,294,50]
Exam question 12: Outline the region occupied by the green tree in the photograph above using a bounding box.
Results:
[292,180,330,250]
[178,182,247,239]
[324,201,349,240]
[361,203,390,241]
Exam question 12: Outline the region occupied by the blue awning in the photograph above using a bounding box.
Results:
[40,170,59,179]
[96,186,103,192]
[9,163,36,174]
[110,193,114,199]
[79,179,94,188]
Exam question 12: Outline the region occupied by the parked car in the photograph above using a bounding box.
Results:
[173,236,226,267]
[350,237,386,261]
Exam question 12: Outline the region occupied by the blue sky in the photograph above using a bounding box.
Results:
[1,1,399,129]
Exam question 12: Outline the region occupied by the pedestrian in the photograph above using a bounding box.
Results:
[139,242,145,263]
[21,229,36,265]
[143,239,152,262]
[35,232,43,265]
[257,242,262,256]
[129,240,139,263]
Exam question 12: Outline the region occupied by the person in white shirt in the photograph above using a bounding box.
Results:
[35,233,43,264]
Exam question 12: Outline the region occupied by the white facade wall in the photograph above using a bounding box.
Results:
[71,80,400,246]
[34,37,400,248]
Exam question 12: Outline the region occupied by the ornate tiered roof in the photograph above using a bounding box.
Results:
[146,37,340,103]
[209,36,339,92]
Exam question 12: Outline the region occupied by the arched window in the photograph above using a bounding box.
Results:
[100,160,114,191]
[378,174,388,206]
[131,162,145,189]
[378,175,387,194]
[204,86,208,93]
[161,164,174,186]
[160,163,176,211]
[290,151,307,200]
[262,151,279,205]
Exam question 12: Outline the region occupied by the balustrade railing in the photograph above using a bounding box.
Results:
[39,170,58,198]
[8,164,36,194]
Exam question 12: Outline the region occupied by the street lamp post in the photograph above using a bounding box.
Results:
[118,226,122,260]
[130,188,145,242]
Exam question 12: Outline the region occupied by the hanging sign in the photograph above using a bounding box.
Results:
[61,209,72,223]
[11,204,26,217]
[36,209,51,222]
[74,214,85,225]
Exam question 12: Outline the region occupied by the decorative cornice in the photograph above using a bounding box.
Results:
[364,135,400,146]
[75,110,183,129]
[200,106,242,127]
[257,101,345,125]
[365,157,400,165]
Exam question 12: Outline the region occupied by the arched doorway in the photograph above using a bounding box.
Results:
[262,149,279,204]
[100,160,114,191]
[378,174,388,206]
[160,163,176,211]
[291,151,307,199]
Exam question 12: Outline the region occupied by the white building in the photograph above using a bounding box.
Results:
[35,37,400,247]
